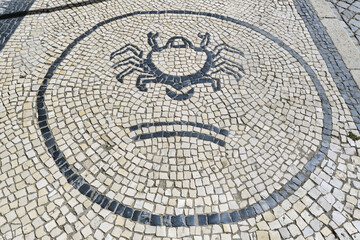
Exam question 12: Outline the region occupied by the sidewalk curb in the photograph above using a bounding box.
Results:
[308,0,360,88]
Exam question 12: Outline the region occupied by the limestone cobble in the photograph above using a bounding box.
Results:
[326,0,360,50]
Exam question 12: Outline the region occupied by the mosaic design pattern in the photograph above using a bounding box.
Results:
[111,32,244,101]
[37,10,331,227]
[1,0,360,238]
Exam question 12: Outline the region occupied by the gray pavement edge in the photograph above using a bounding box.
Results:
[309,0,360,88]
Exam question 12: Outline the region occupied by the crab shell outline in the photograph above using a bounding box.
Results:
[110,32,245,100]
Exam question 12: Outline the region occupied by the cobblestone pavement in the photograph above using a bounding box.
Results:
[0,0,10,14]
[1,0,360,239]
[326,0,360,51]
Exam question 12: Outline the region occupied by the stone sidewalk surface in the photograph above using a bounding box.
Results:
[0,0,360,239]
[326,0,360,51]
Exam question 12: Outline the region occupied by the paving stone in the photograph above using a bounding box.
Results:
[326,0,360,48]
[332,211,347,226]
[354,221,360,232]
[335,228,352,240]
[268,231,281,240]
[256,231,269,240]
[303,226,314,237]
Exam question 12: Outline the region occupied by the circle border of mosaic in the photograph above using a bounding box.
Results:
[36,10,332,227]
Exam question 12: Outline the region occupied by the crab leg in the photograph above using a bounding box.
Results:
[110,44,144,59]
[213,43,244,57]
[211,66,243,82]
[116,67,145,83]
[112,56,143,69]
[213,59,245,74]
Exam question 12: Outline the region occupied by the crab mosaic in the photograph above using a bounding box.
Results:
[31,9,347,230]
[110,32,245,100]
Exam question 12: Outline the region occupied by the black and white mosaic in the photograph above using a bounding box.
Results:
[1,0,360,238]
[111,32,244,101]
[37,11,331,227]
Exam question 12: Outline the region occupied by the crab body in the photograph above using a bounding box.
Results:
[110,32,244,100]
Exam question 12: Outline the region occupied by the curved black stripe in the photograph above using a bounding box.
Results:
[134,131,226,147]
[129,121,229,136]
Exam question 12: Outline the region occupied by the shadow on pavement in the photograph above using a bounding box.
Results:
[0,0,109,20]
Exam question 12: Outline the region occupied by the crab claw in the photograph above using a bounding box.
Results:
[198,32,210,48]
[147,32,159,50]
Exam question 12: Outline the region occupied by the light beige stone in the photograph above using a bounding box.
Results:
[256,231,270,240]
[322,19,360,70]
[308,0,336,19]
